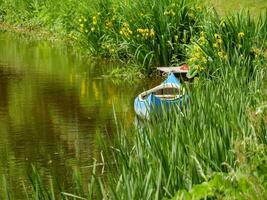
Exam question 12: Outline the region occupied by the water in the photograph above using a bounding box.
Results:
[0,32,151,198]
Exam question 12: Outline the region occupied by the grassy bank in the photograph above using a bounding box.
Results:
[0,0,206,73]
[0,0,266,199]
[0,1,266,75]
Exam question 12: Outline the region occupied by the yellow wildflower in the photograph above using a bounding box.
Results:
[217,38,222,44]
[202,56,207,64]
[218,51,224,58]
[92,16,97,25]
[218,51,227,60]
[213,43,219,48]
[170,9,175,16]
[164,9,175,16]
[150,29,155,37]
[193,45,200,52]
[105,20,113,28]
[252,47,261,58]
[78,18,82,22]
[91,27,95,32]
[164,11,169,16]
[238,32,245,38]
[120,23,133,38]
[80,23,84,28]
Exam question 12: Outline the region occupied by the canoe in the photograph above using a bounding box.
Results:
[134,73,187,119]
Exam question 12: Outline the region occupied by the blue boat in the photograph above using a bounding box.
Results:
[134,73,187,119]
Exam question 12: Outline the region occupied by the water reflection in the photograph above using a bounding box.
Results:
[0,32,147,197]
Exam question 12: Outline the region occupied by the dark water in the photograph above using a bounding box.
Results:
[0,32,151,198]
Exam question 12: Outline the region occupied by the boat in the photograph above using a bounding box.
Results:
[134,73,187,119]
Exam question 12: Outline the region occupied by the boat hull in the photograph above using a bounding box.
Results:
[134,94,187,119]
[134,73,188,119]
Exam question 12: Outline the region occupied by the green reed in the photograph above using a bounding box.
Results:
[1,0,266,74]
[0,0,206,72]
[187,10,267,78]
[96,65,266,200]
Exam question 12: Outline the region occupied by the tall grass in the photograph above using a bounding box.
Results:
[95,65,266,199]
[0,0,206,72]
[187,10,267,78]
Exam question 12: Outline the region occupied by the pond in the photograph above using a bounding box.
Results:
[0,32,152,198]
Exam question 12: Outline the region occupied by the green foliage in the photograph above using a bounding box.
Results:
[187,10,267,78]
[77,0,205,72]
[0,0,206,72]
[96,65,266,200]
[168,140,267,200]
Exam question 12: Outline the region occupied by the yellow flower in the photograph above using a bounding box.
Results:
[137,28,143,33]
[193,45,200,52]
[91,27,95,32]
[169,9,175,16]
[174,35,179,42]
[164,11,169,16]
[80,23,84,28]
[217,38,222,44]
[150,29,155,37]
[218,51,228,60]
[238,32,245,38]
[164,9,175,16]
[105,20,113,28]
[252,47,261,57]
[213,43,219,48]
[202,57,207,64]
[218,51,224,58]
[92,16,97,25]
[78,18,82,22]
